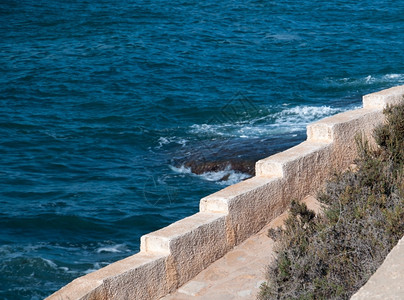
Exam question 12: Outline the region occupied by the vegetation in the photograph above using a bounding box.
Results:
[259,103,404,300]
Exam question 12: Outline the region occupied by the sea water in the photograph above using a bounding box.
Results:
[0,0,403,298]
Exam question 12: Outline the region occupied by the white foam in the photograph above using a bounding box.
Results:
[383,73,404,81]
[96,244,127,254]
[170,164,250,186]
[189,105,345,138]
[42,258,57,269]
[156,136,188,149]
[200,169,250,186]
[169,165,192,174]
[196,165,233,182]
[326,73,404,87]
[84,262,111,274]
[274,105,343,128]
[84,262,101,274]
[365,75,374,84]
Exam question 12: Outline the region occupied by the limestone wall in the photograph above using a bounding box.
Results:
[47,85,404,300]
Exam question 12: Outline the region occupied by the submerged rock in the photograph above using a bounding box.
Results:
[183,160,255,177]
[170,135,301,182]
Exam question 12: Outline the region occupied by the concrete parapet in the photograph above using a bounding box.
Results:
[307,108,383,168]
[141,212,229,287]
[351,235,404,300]
[307,108,380,143]
[201,176,286,244]
[47,85,404,300]
[49,253,169,300]
[256,141,331,177]
[363,85,404,109]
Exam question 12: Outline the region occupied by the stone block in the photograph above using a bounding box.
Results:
[201,176,286,245]
[141,212,228,287]
[363,85,404,109]
[46,253,168,300]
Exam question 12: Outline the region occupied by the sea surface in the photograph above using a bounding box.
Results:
[0,0,403,298]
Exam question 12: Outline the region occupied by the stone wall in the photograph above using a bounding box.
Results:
[351,235,404,300]
[47,85,404,300]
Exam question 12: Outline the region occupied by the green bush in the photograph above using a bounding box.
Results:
[259,102,404,300]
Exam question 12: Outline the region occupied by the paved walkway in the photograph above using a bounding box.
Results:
[162,196,320,300]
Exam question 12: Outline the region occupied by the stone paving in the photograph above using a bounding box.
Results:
[162,196,320,300]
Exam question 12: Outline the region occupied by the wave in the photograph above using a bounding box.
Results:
[0,214,110,233]
[84,262,109,274]
[188,104,345,139]
[96,243,128,254]
[169,164,250,186]
[165,104,347,186]
[274,105,342,127]
[325,73,404,88]
[156,136,188,149]
[41,257,58,269]
[169,165,193,174]
[1,256,65,275]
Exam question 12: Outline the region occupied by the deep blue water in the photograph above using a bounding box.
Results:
[0,0,403,298]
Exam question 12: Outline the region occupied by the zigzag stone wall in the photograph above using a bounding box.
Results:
[47,85,404,300]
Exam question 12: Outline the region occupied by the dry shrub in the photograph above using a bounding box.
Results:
[259,102,404,300]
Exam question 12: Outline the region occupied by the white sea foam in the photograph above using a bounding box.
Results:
[156,136,188,149]
[42,258,58,269]
[199,169,250,186]
[189,105,345,138]
[384,74,402,80]
[169,165,192,174]
[170,164,250,186]
[96,244,127,254]
[365,75,374,84]
[327,73,404,87]
[84,262,101,274]
[84,262,111,274]
[274,105,342,129]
